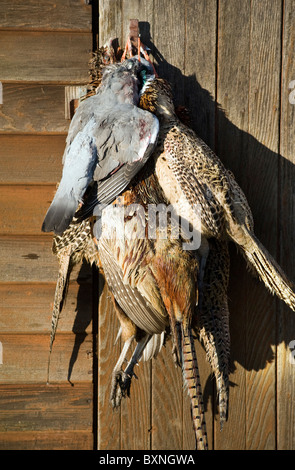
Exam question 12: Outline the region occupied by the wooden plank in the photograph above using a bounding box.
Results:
[184,0,217,147]
[217,0,282,450]
[0,333,93,383]
[215,0,251,450]
[0,383,92,431]
[98,0,123,46]
[151,340,184,450]
[0,185,58,236]
[0,135,65,184]
[97,3,154,451]
[0,84,69,134]
[0,0,92,32]
[120,0,154,48]
[0,31,91,83]
[183,0,217,448]
[0,431,93,450]
[152,0,185,106]
[0,236,93,283]
[244,0,281,450]
[97,278,121,450]
[277,0,295,450]
[0,283,93,334]
[121,359,152,450]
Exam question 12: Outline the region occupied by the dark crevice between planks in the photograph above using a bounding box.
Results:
[90,0,99,450]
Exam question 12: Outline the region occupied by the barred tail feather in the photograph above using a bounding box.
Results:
[180,325,208,450]
[197,238,230,430]
[47,249,71,383]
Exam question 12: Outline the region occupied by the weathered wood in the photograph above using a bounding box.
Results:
[277,0,295,450]
[97,279,121,450]
[0,0,92,32]
[0,283,92,334]
[0,31,91,83]
[0,430,93,450]
[0,383,92,431]
[0,236,92,283]
[97,1,154,451]
[121,359,152,450]
[0,185,58,236]
[216,0,281,450]
[215,0,251,450]
[184,0,217,147]
[152,0,185,105]
[244,0,281,450]
[151,340,183,450]
[0,333,93,383]
[0,135,64,184]
[0,84,69,134]
[183,0,217,447]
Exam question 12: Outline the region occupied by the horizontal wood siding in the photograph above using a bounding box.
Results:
[0,1,93,450]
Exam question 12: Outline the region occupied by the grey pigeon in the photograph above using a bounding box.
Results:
[42,58,159,235]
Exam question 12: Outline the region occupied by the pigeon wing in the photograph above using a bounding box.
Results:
[77,105,159,220]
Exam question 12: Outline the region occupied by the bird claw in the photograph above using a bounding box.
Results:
[110,370,133,408]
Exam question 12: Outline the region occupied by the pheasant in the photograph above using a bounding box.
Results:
[41,57,159,235]
[139,77,295,313]
[97,162,208,450]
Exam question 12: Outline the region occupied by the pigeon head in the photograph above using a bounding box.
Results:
[99,58,156,105]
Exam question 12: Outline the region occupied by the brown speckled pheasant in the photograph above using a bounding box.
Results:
[97,164,208,450]
[139,77,295,313]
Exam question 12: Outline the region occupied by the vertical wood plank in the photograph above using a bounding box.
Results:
[245,0,281,450]
[152,0,186,106]
[278,0,295,450]
[151,0,189,449]
[97,279,121,450]
[216,0,251,450]
[121,360,152,450]
[184,0,217,449]
[97,1,155,450]
[151,341,184,450]
[184,0,217,147]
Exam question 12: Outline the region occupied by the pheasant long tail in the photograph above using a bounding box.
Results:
[197,239,230,430]
[179,324,208,450]
[47,249,71,383]
[240,227,295,312]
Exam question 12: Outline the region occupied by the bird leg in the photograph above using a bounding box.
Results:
[121,37,132,62]
[139,42,158,77]
[111,333,152,408]
[110,334,136,408]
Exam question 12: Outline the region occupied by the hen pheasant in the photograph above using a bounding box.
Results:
[139,77,295,313]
